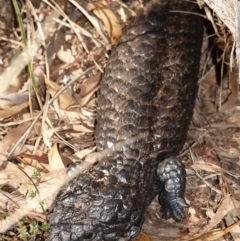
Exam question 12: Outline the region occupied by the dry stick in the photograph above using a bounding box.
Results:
[64,131,149,184]
[56,131,149,202]
[1,131,149,233]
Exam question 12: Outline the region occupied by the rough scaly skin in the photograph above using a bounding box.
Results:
[47,0,203,240]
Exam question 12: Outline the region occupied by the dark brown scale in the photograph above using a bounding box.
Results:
[47,0,203,240]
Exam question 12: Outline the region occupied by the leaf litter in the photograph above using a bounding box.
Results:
[0,0,239,241]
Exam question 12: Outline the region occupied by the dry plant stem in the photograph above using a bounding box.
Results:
[218,49,226,112]
[64,131,149,187]
[179,142,198,157]
[25,1,44,111]
[0,36,24,47]
[0,118,35,127]
[170,10,207,20]
[4,66,96,162]
[0,191,21,209]
[210,123,240,128]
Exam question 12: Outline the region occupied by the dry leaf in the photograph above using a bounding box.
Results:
[44,76,76,110]
[38,169,67,208]
[53,107,84,121]
[191,163,222,173]
[18,152,48,171]
[75,147,95,160]
[0,122,31,160]
[42,122,52,148]
[0,101,29,120]
[88,2,122,44]
[54,30,74,63]
[0,161,29,191]
[134,232,152,241]
[75,72,101,106]
[0,93,28,108]
[0,168,66,233]
[72,124,94,133]
[48,143,65,171]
